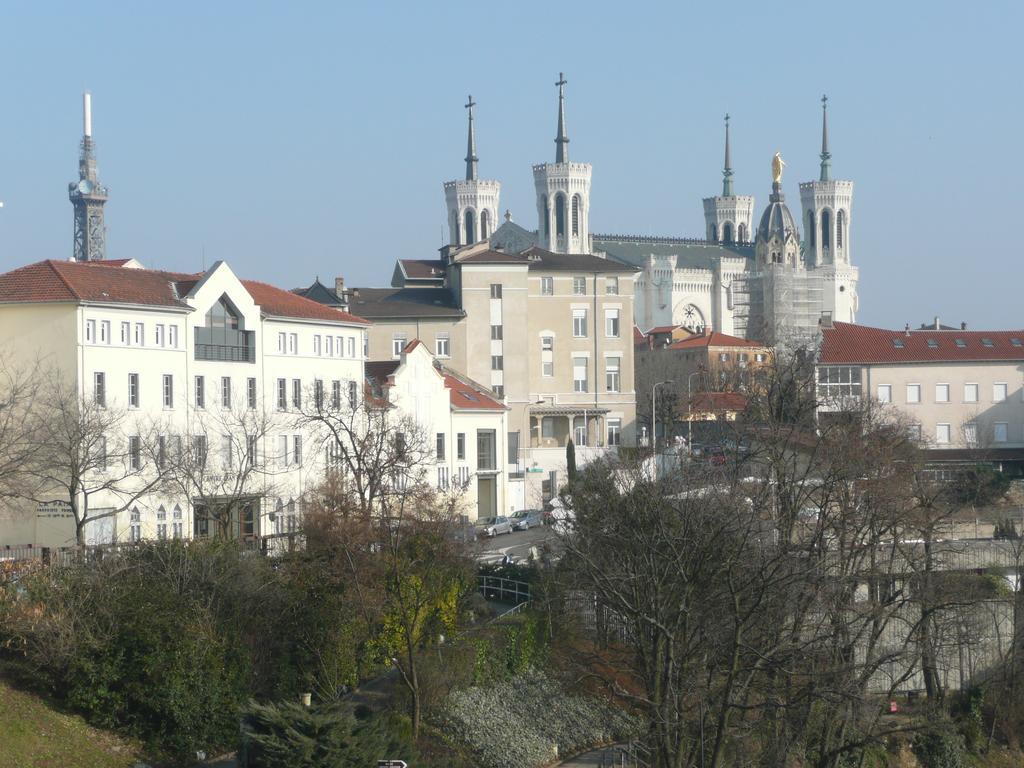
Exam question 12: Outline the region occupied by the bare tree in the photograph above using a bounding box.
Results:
[22,372,166,546]
[0,357,46,502]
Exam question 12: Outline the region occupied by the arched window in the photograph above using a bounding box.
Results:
[821,209,832,250]
[571,195,580,236]
[480,209,490,239]
[807,211,816,247]
[464,209,476,244]
[836,210,845,248]
[709,224,718,242]
[451,212,460,246]
[555,194,567,238]
[738,223,747,243]
[722,222,733,243]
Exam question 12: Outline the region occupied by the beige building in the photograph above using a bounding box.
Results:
[299,241,638,506]
[817,322,1024,467]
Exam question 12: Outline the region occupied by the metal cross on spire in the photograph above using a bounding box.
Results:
[465,94,478,181]
[722,113,734,196]
[819,93,832,182]
[555,72,569,163]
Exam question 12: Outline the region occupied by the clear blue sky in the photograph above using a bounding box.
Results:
[0,1,1019,330]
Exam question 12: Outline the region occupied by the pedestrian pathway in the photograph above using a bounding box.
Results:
[556,743,627,766]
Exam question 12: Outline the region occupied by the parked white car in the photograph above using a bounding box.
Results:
[510,509,544,531]
[475,515,513,537]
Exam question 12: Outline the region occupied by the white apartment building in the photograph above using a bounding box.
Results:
[817,322,1024,469]
[0,258,369,547]
[366,341,509,520]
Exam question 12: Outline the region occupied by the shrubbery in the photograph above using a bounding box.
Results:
[440,669,641,768]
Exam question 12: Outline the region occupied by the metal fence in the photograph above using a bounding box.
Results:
[477,575,530,605]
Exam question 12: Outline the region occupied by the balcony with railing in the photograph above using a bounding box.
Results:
[194,327,255,363]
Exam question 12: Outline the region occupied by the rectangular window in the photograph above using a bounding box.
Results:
[906,384,921,404]
[94,372,106,407]
[222,434,233,468]
[163,374,173,408]
[314,335,322,356]
[293,435,302,465]
[719,353,730,362]
[995,422,1009,443]
[508,431,520,464]
[129,436,141,470]
[278,332,286,353]
[605,308,620,338]
[816,366,863,401]
[157,435,166,469]
[573,276,586,295]
[168,325,178,348]
[605,276,619,295]
[490,325,503,341]
[492,385,504,398]
[120,321,130,345]
[221,376,231,408]
[573,356,588,393]
[573,309,588,338]
[155,324,165,347]
[964,422,977,445]
[348,380,358,410]
[935,383,950,403]
[325,335,333,357]
[436,333,451,357]
[994,383,1008,402]
[85,319,95,342]
[195,376,205,409]
[607,418,622,446]
[476,429,496,470]
[936,423,951,444]
[392,334,407,358]
[128,373,139,408]
[331,380,341,410]
[877,384,892,403]
[134,322,144,346]
[292,378,301,409]
[192,435,207,467]
[276,379,287,410]
[314,379,324,409]
[247,377,256,409]
[541,276,554,295]
[437,466,449,490]
[491,355,503,371]
[100,321,110,344]
[347,336,356,358]
[606,356,621,392]
[287,333,297,354]
[95,436,107,469]
[542,417,555,439]
[247,435,258,466]
[541,335,554,377]
[907,424,922,442]
[457,432,466,460]
[279,435,289,466]
[964,383,979,403]
[490,283,502,299]
[436,432,446,461]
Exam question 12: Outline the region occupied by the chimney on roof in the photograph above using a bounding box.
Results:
[334,276,349,310]
[961,321,967,330]
[933,316,940,330]
[905,323,911,337]
[819,311,833,329]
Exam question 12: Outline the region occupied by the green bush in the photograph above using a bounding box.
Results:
[240,700,415,768]
[911,722,968,768]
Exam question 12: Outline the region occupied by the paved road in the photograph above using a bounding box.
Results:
[475,524,558,565]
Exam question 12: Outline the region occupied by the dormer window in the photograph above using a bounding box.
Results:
[955,339,966,348]
[927,339,938,348]
[982,338,994,347]
[195,294,255,362]
[892,339,904,349]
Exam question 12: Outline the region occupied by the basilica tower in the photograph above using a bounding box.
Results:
[533,73,592,253]
[444,96,500,246]
[702,115,754,243]
[68,92,109,261]
[798,96,858,322]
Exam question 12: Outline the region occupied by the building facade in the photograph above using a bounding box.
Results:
[0,259,369,547]
[817,322,1024,469]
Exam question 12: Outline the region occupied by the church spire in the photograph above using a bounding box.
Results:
[554,72,569,163]
[819,94,831,182]
[722,113,734,197]
[464,95,478,182]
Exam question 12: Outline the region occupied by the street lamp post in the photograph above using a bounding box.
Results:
[687,370,703,455]
[652,380,674,455]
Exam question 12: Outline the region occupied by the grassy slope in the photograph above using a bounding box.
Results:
[0,678,141,768]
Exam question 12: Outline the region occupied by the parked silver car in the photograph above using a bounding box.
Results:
[510,509,544,531]
[475,515,512,537]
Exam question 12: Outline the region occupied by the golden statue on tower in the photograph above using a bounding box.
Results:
[771,152,786,184]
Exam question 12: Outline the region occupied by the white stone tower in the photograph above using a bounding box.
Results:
[798,95,858,322]
[533,73,592,254]
[444,96,500,246]
[702,114,755,243]
[68,92,109,261]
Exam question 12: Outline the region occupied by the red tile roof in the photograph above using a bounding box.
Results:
[0,260,368,325]
[646,324,684,335]
[399,259,445,279]
[667,331,763,350]
[819,322,1024,364]
[442,373,505,411]
[633,325,647,347]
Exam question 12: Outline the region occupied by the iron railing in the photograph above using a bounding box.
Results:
[477,575,530,605]
[194,343,255,363]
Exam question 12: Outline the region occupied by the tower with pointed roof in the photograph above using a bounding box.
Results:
[799,95,857,322]
[702,115,755,244]
[69,92,109,261]
[444,96,500,246]
[533,73,592,254]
